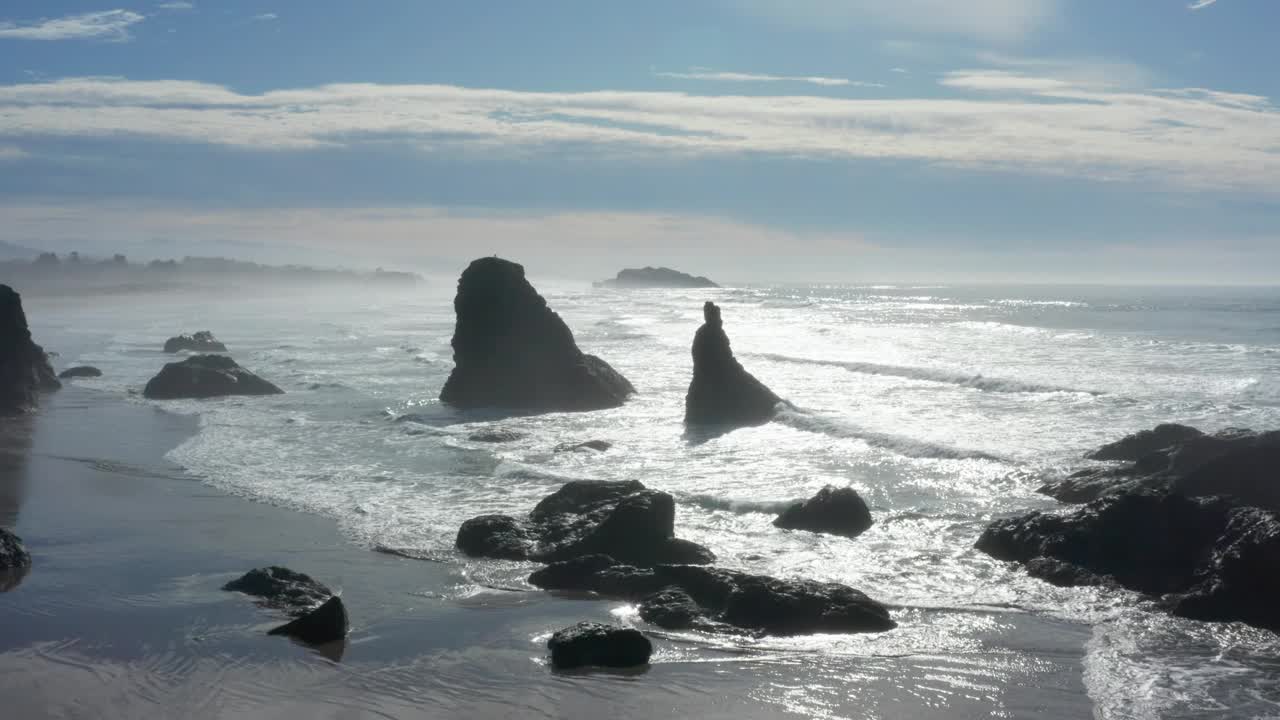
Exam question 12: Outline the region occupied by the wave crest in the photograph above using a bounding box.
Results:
[756,353,1099,395]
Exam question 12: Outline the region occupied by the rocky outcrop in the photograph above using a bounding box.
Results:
[58,366,102,379]
[223,566,333,614]
[554,440,612,453]
[0,284,60,414]
[773,486,873,538]
[267,596,349,645]
[597,267,719,289]
[684,302,782,428]
[163,331,227,353]
[143,355,283,400]
[468,429,528,443]
[547,622,652,669]
[439,257,635,413]
[455,480,715,567]
[1,527,32,570]
[529,554,896,636]
[1085,423,1204,462]
[976,490,1280,632]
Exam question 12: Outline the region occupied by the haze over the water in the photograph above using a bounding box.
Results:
[1,1,1278,284]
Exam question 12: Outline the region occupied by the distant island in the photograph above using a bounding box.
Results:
[595,267,719,289]
[0,253,422,296]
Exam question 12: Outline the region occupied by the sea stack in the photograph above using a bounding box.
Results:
[684,301,781,428]
[440,257,635,412]
[143,355,284,400]
[0,284,60,415]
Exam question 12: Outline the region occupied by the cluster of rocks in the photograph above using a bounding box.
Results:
[223,566,348,646]
[163,331,227,354]
[0,284,60,415]
[977,424,1280,632]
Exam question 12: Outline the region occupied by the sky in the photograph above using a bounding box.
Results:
[0,0,1278,283]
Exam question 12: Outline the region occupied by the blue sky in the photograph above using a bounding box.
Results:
[0,0,1277,283]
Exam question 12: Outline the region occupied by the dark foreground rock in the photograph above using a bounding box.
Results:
[439,257,635,413]
[456,479,715,567]
[223,566,333,615]
[773,486,873,538]
[547,622,652,669]
[684,302,782,429]
[976,491,1280,632]
[1039,425,1280,509]
[597,267,719,289]
[143,355,284,400]
[58,366,102,379]
[268,595,349,645]
[468,429,528,443]
[163,331,227,353]
[1,527,32,570]
[554,440,612,453]
[530,554,896,636]
[1,284,60,414]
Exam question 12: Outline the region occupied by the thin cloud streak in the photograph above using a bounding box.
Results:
[1188,0,1218,9]
[0,10,145,42]
[655,68,881,88]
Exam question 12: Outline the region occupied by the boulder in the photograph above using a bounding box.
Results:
[268,595,349,645]
[773,486,873,538]
[547,622,652,670]
[468,429,528,443]
[0,284,60,414]
[0,527,32,570]
[439,257,635,412]
[684,302,782,428]
[223,566,333,615]
[554,440,613,453]
[143,355,283,400]
[163,331,227,353]
[597,267,719,289]
[530,555,896,636]
[1085,424,1204,462]
[976,491,1280,632]
[58,366,102,379]
[456,480,715,567]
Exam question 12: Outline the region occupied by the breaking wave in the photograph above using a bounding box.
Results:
[756,353,1099,395]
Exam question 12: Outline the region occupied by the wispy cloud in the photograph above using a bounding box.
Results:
[0,10,145,42]
[655,68,880,88]
[0,145,27,161]
[0,73,1277,194]
[1188,0,1219,9]
[252,13,278,21]
[728,0,1059,42]
[157,2,195,10]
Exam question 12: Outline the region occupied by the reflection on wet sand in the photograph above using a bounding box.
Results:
[0,413,34,528]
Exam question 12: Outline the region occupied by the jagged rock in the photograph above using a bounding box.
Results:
[1085,424,1204,461]
[439,257,635,412]
[547,622,652,669]
[554,440,612,453]
[0,285,60,414]
[223,566,333,615]
[143,355,283,400]
[268,595,349,645]
[456,480,714,567]
[163,331,227,353]
[597,267,719,289]
[976,491,1280,632]
[773,486,873,538]
[684,302,782,428]
[468,429,528,443]
[529,555,896,636]
[0,527,32,570]
[58,366,102,379]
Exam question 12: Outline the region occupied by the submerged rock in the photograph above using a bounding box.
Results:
[468,429,528,443]
[223,566,333,615]
[684,302,782,429]
[268,595,349,645]
[0,284,60,415]
[547,622,652,670]
[58,366,102,379]
[0,527,32,570]
[163,331,227,354]
[456,480,715,567]
[554,440,613,453]
[530,555,896,636]
[439,257,635,413]
[143,355,284,400]
[597,267,719,289]
[773,486,873,538]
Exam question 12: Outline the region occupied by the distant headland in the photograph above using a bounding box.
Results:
[595,266,719,289]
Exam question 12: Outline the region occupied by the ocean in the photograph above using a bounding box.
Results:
[23,280,1280,718]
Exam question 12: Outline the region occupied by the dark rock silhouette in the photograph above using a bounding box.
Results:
[268,595,349,645]
[597,267,719,289]
[529,554,896,636]
[223,566,333,615]
[547,622,652,669]
[58,366,102,379]
[976,490,1280,632]
[468,429,528,443]
[554,440,613,453]
[1085,423,1204,462]
[773,486,873,538]
[456,480,715,567]
[439,257,635,413]
[163,331,227,353]
[0,527,31,570]
[143,355,283,400]
[0,285,60,415]
[685,302,782,428]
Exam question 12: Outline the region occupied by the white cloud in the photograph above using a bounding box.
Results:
[157,2,195,10]
[655,68,880,88]
[252,13,278,21]
[0,74,1278,194]
[1188,0,1218,9]
[0,10,145,42]
[727,0,1059,42]
[0,144,27,161]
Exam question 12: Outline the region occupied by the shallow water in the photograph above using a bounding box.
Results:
[18,280,1280,718]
